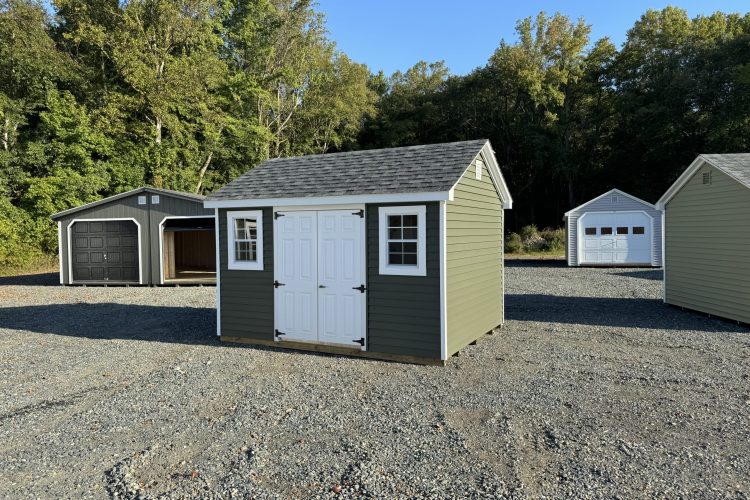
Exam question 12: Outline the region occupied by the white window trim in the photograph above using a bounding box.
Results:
[227,210,264,271]
[378,205,426,276]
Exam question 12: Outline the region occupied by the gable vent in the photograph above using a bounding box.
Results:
[702,172,712,185]
[611,195,619,203]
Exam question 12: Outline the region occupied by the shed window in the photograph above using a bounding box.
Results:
[585,227,596,236]
[600,227,613,235]
[151,195,160,204]
[138,195,147,205]
[227,210,264,270]
[617,227,629,235]
[378,205,426,276]
[633,226,645,235]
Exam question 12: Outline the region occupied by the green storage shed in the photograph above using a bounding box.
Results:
[204,140,513,364]
[657,154,750,324]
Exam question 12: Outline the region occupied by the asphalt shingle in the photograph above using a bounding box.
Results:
[701,153,750,188]
[206,140,489,201]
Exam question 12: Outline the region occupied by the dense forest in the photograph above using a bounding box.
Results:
[1,0,749,268]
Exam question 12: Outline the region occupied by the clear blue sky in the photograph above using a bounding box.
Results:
[317,0,749,75]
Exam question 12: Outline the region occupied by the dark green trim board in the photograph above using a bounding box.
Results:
[217,207,275,340]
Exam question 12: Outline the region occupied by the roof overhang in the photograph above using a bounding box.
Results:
[473,141,513,209]
[203,190,453,209]
[564,188,656,218]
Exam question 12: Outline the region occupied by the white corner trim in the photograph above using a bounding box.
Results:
[57,221,63,284]
[661,209,666,302]
[226,210,264,271]
[439,201,448,360]
[377,205,427,277]
[158,215,215,284]
[205,191,451,209]
[66,218,143,285]
[215,208,221,336]
[565,188,656,217]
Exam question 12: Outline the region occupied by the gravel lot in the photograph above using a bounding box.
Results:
[1,261,749,499]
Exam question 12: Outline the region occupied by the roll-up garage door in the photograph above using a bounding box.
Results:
[71,220,139,283]
[579,212,652,265]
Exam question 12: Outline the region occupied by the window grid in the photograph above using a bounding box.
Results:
[233,218,258,262]
[387,214,418,266]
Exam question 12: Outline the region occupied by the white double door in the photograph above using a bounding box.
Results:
[274,209,366,348]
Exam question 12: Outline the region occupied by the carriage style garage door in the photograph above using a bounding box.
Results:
[579,212,652,265]
[273,210,366,348]
[71,220,139,283]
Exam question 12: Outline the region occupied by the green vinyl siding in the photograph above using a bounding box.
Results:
[218,207,274,340]
[665,164,750,323]
[445,158,504,356]
[366,202,441,358]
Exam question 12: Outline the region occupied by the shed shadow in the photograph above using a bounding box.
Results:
[506,294,748,333]
[0,273,59,287]
[0,303,218,345]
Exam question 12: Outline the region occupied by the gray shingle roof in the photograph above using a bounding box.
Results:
[701,154,750,189]
[207,140,489,201]
[51,187,204,220]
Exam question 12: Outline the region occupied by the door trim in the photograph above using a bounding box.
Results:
[273,206,367,350]
[577,210,654,266]
[66,217,143,285]
[157,215,215,284]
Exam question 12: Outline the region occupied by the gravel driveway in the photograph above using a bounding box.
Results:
[1,261,748,499]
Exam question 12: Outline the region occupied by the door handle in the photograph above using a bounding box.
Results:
[319,285,326,288]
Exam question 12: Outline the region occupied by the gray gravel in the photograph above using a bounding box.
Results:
[1,261,749,499]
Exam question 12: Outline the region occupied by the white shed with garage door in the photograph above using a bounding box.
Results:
[564,189,662,267]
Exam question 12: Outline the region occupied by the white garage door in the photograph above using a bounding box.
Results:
[579,212,652,265]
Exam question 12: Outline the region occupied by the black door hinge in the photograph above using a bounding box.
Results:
[275,329,286,338]
[352,209,364,218]
[273,280,285,288]
[352,284,366,293]
[274,212,285,219]
[352,338,365,346]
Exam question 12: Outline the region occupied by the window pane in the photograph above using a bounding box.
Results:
[633,226,645,235]
[234,240,256,262]
[388,228,402,239]
[388,242,403,254]
[402,214,418,227]
[585,227,596,236]
[388,215,402,228]
[388,252,403,265]
[403,242,417,253]
[601,227,613,235]
[234,218,257,240]
[402,227,418,239]
[617,227,629,235]
[403,253,417,265]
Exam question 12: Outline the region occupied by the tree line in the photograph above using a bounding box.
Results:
[1,1,749,268]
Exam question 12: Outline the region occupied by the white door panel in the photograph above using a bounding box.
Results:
[317,210,365,347]
[579,212,652,265]
[274,209,365,348]
[274,211,318,342]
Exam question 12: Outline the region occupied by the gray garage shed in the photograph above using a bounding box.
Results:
[564,189,663,267]
[657,154,750,324]
[52,187,215,285]
[204,139,513,364]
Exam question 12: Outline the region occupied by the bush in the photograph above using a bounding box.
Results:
[505,225,565,254]
[505,232,523,253]
[0,198,46,271]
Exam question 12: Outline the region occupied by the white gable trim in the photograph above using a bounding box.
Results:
[565,188,655,217]
[656,155,750,209]
[204,191,452,209]
[468,142,512,209]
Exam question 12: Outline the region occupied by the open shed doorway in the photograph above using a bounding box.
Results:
[161,217,216,284]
